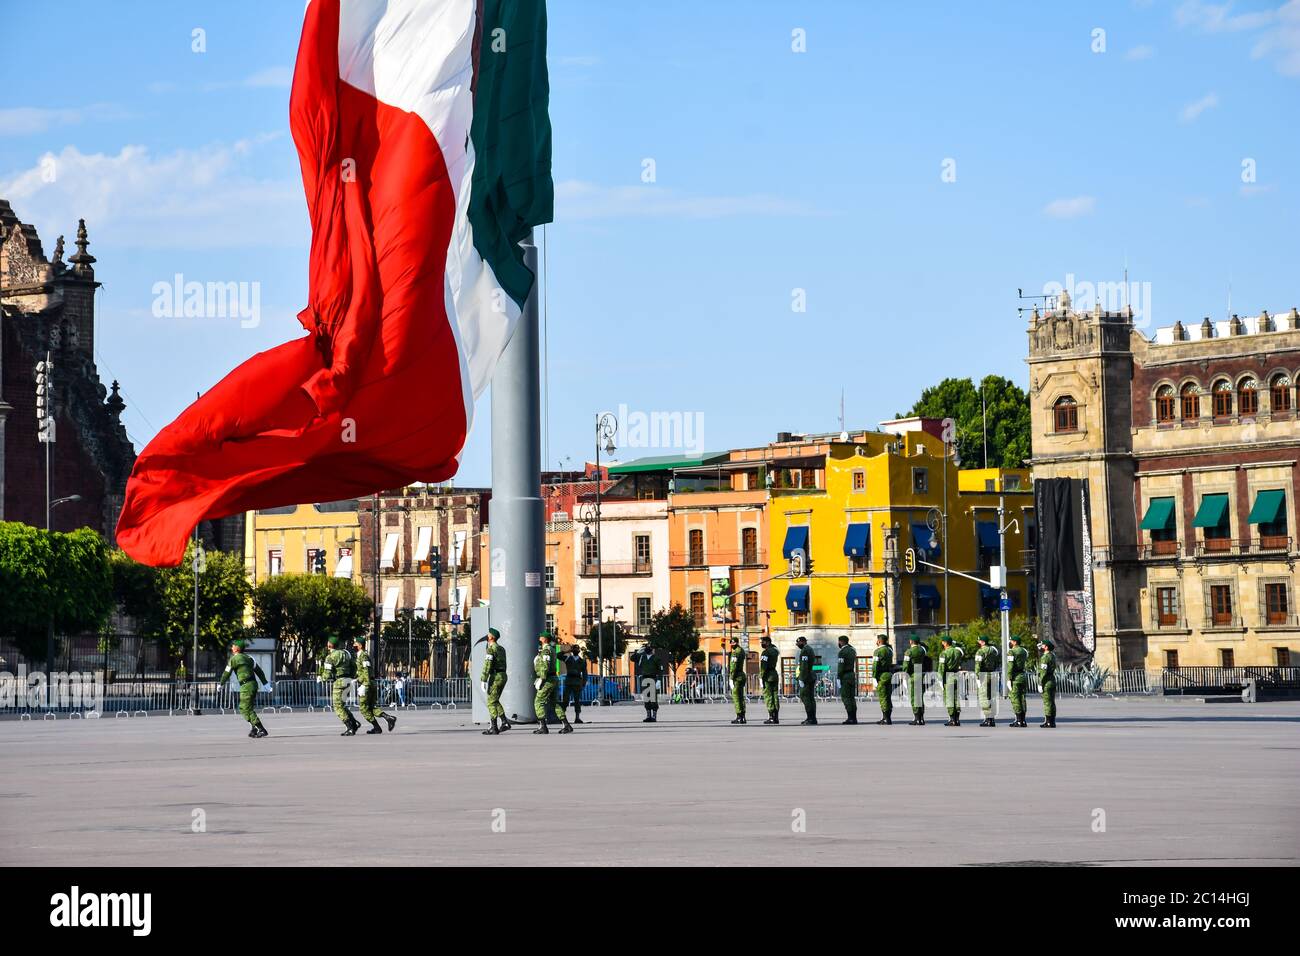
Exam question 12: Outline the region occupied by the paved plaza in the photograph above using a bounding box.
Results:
[1,698,1297,867]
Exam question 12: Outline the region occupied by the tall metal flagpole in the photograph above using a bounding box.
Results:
[490,230,545,722]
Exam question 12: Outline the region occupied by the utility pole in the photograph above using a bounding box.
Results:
[998,494,1010,691]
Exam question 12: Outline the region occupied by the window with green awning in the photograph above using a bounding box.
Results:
[1192,493,1230,529]
[1140,497,1176,531]
[1247,489,1285,525]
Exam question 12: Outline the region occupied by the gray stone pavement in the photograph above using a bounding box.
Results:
[1,698,1297,867]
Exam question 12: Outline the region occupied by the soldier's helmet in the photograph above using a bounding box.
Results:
[230,638,246,651]
[909,634,923,643]
[1039,638,1055,649]
[539,631,551,642]
[353,636,366,647]
[327,635,340,647]
[977,635,990,644]
[488,627,501,641]
[1009,635,1021,644]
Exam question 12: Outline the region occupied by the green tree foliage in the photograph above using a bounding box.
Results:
[583,620,630,661]
[920,614,1037,666]
[252,572,372,672]
[0,523,113,661]
[153,542,251,662]
[644,603,700,669]
[901,375,1031,470]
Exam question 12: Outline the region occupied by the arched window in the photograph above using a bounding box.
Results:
[1271,373,1293,413]
[1238,377,1258,417]
[1212,380,1233,418]
[1180,383,1200,421]
[1053,396,1079,433]
[1156,385,1176,423]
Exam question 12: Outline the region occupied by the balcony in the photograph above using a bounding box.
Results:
[545,587,563,605]
[580,559,653,577]
[1254,535,1292,553]
[669,549,766,569]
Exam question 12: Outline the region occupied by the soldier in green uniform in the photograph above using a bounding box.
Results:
[219,638,269,738]
[759,635,781,724]
[1006,634,1029,727]
[636,644,665,723]
[1037,637,1057,728]
[352,636,397,735]
[872,635,894,725]
[532,632,572,735]
[901,633,928,725]
[937,634,965,727]
[480,628,512,735]
[728,637,748,724]
[973,634,1001,727]
[561,644,588,724]
[318,634,360,735]
[836,636,857,724]
[795,636,817,725]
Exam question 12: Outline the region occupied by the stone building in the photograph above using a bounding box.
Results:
[1027,292,1299,671]
[0,199,135,540]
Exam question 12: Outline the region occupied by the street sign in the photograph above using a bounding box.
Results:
[999,593,1011,613]
[450,614,462,625]
[902,548,917,574]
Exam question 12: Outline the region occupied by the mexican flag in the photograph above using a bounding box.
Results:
[116,0,552,566]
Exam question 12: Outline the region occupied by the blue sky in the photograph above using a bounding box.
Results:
[2,0,1297,485]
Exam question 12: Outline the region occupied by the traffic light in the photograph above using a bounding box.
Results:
[313,550,327,574]
[429,545,442,582]
[789,548,806,577]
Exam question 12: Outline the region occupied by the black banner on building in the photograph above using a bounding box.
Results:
[1034,477,1096,664]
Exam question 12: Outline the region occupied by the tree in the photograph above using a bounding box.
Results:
[252,573,372,674]
[922,614,1036,665]
[0,523,113,662]
[583,620,630,662]
[154,542,251,665]
[645,603,700,669]
[900,375,1031,470]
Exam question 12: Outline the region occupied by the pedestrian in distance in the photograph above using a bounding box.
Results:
[562,644,588,724]
[795,636,817,725]
[635,644,665,723]
[480,627,511,735]
[902,633,928,725]
[728,636,748,724]
[395,672,407,708]
[759,635,780,724]
[353,636,397,735]
[318,634,360,736]
[219,638,269,738]
[1037,637,1058,728]
[937,634,965,727]
[532,632,572,735]
[1006,635,1029,727]
[836,635,857,725]
[973,634,1000,727]
[872,635,894,725]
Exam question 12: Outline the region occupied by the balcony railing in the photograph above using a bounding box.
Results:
[579,559,653,577]
[669,549,766,568]
[544,587,562,605]
[1192,537,1293,558]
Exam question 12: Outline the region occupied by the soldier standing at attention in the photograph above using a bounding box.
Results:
[836,636,857,725]
[937,635,965,727]
[219,638,269,738]
[353,636,397,735]
[319,634,360,736]
[795,636,817,725]
[872,635,894,725]
[532,632,572,735]
[1037,637,1057,728]
[636,644,665,723]
[480,628,511,735]
[973,634,1001,727]
[901,634,928,725]
[759,635,781,724]
[728,637,748,724]
[1006,635,1029,727]
[561,644,588,724]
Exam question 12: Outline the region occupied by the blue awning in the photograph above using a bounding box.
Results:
[911,522,940,558]
[977,521,999,549]
[843,523,870,556]
[847,582,871,609]
[786,584,810,612]
[915,584,941,609]
[782,526,809,559]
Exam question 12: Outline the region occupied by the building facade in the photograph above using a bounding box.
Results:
[244,500,363,586]
[1027,295,1299,670]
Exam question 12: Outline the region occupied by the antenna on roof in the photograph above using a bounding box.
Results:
[838,388,845,436]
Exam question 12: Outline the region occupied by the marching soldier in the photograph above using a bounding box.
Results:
[1006,634,1029,727]
[532,632,572,734]
[795,636,817,725]
[872,635,894,725]
[480,627,512,735]
[759,635,781,724]
[728,637,748,724]
[901,633,928,725]
[353,636,397,735]
[936,634,965,727]
[219,638,269,738]
[636,644,665,723]
[1037,637,1057,728]
[561,644,588,724]
[836,636,857,725]
[973,634,1001,727]
[319,634,360,736]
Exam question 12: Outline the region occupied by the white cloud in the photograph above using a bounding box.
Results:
[0,135,303,250]
[1176,0,1300,76]
[0,103,128,136]
[1042,196,1096,219]
[555,180,824,220]
[1125,44,1157,60]
[1179,91,1220,121]
[1250,0,1300,74]
[1176,0,1275,32]
[203,66,294,92]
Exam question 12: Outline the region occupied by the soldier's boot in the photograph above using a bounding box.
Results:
[1014,713,1026,727]
[916,715,926,725]
[532,719,549,735]
[643,704,654,723]
[366,719,383,735]
[881,713,893,725]
[482,717,500,735]
[341,722,357,736]
[247,724,259,738]
[763,710,775,725]
[771,711,779,725]
[559,716,574,734]
[385,713,397,732]
[1039,717,1051,728]
[1046,716,1056,728]
[499,717,512,732]
[652,704,660,722]
[254,719,268,737]
[573,705,584,724]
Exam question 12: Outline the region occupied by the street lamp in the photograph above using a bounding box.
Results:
[579,413,617,704]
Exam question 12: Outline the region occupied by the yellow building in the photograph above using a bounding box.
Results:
[768,421,1032,662]
[243,500,363,591]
